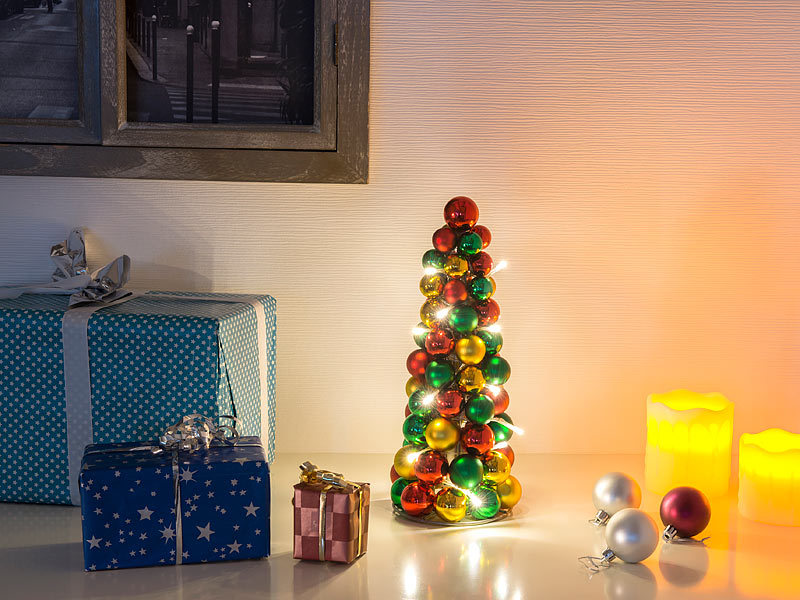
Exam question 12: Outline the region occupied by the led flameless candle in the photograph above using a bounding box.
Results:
[645,390,734,498]
[739,429,800,526]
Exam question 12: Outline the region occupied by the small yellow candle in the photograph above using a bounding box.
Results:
[645,389,734,497]
[739,429,800,526]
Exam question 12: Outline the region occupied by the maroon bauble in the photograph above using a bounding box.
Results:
[406,349,432,380]
[473,225,492,249]
[442,280,468,304]
[475,299,500,327]
[401,481,435,516]
[425,328,455,356]
[404,405,411,417]
[390,465,400,483]
[435,389,464,417]
[444,196,479,230]
[470,252,493,277]
[496,445,515,466]
[461,423,495,455]
[415,450,448,485]
[660,486,711,538]
[432,226,457,252]
[483,386,509,415]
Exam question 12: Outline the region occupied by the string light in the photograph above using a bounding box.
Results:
[435,307,451,320]
[421,393,436,406]
[485,323,502,333]
[411,326,429,337]
[423,267,439,276]
[493,441,509,450]
[488,260,508,276]
[491,418,525,436]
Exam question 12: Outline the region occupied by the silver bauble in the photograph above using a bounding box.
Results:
[592,472,642,524]
[605,508,659,563]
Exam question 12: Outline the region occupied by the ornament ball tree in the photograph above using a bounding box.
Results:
[391,196,522,524]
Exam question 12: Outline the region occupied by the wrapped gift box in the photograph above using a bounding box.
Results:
[293,463,370,563]
[80,436,270,571]
[0,292,276,505]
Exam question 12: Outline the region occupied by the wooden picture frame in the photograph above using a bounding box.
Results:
[0,0,369,183]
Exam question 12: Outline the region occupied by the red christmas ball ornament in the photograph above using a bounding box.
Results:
[390,465,400,483]
[404,405,411,417]
[432,226,457,252]
[660,486,711,540]
[461,423,495,455]
[414,450,449,485]
[496,445,515,466]
[425,328,455,356]
[473,225,492,249]
[442,280,468,304]
[483,386,509,415]
[470,252,493,277]
[435,389,464,417]
[406,349,431,380]
[401,481,435,516]
[444,196,479,230]
[475,299,500,327]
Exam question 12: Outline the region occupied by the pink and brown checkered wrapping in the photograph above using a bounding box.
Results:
[293,482,370,563]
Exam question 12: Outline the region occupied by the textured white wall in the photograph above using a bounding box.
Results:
[2,1,800,455]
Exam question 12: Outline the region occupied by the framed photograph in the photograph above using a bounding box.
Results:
[0,0,369,182]
[0,0,101,144]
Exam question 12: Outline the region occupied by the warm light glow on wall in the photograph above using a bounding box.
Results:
[645,390,734,497]
[739,429,800,527]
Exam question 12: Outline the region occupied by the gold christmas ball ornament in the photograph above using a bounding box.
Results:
[420,299,448,328]
[434,488,468,523]
[482,450,511,484]
[419,273,446,298]
[406,376,421,397]
[455,335,487,366]
[425,417,459,451]
[444,255,469,278]
[459,366,486,392]
[393,446,422,480]
[497,475,522,509]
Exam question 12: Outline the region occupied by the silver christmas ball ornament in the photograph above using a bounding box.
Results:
[604,508,659,564]
[591,472,642,525]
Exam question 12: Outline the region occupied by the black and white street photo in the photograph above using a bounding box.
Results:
[126,0,315,125]
[0,0,79,120]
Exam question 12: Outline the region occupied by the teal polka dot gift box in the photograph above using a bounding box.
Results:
[0,291,276,505]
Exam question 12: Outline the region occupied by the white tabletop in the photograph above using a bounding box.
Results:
[1,453,796,599]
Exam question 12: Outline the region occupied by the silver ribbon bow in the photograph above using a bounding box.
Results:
[0,227,131,307]
[153,414,241,454]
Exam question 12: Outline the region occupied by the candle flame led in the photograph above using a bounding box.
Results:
[645,390,734,498]
[739,428,800,526]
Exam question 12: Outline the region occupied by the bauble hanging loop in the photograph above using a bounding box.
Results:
[590,472,642,526]
[580,508,659,572]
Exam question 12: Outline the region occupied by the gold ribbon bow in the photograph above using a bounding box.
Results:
[298,462,365,561]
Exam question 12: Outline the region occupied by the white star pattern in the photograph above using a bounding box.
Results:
[196,523,215,541]
[160,525,175,542]
[179,468,197,483]
[243,502,260,517]
[137,506,154,520]
[86,536,102,549]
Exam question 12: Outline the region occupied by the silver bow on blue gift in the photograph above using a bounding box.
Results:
[0,228,130,307]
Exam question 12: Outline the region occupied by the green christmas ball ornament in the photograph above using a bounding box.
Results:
[422,249,446,270]
[426,360,454,388]
[489,414,514,443]
[448,305,479,333]
[465,394,495,425]
[482,355,511,385]
[470,484,501,519]
[449,455,485,490]
[413,322,429,348]
[457,232,483,256]
[469,277,494,301]
[408,389,436,415]
[403,413,431,445]
[476,329,503,355]
[391,478,412,507]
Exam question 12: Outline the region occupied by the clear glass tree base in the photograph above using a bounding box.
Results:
[392,505,511,527]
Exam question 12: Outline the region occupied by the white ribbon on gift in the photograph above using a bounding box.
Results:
[0,230,271,505]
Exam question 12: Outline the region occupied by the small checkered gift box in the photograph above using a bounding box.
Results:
[292,462,369,563]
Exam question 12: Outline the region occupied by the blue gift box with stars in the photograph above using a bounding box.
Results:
[79,437,270,571]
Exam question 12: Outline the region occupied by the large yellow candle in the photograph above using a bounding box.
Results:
[739,429,800,526]
[645,390,734,497]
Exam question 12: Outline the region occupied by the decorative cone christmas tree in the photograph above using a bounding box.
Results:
[391,196,522,524]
